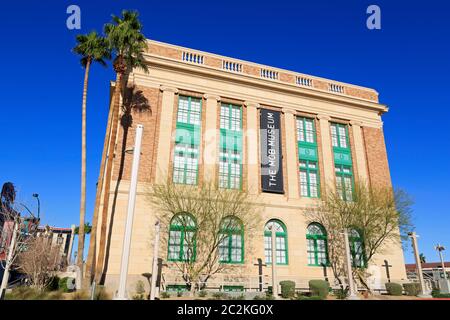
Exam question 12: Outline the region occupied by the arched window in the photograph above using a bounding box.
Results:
[264,220,288,265]
[306,223,328,266]
[218,217,244,263]
[168,214,197,262]
[349,229,365,268]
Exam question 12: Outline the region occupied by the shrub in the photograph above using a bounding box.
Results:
[59,277,75,292]
[279,280,296,299]
[212,292,228,300]
[333,288,348,300]
[46,276,60,291]
[297,295,322,300]
[47,290,64,300]
[198,290,208,298]
[385,282,403,296]
[71,290,89,300]
[309,280,329,300]
[160,291,171,299]
[403,283,420,296]
[132,281,146,300]
[431,288,450,298]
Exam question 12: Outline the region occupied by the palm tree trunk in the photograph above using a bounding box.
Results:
[83,79,116,287]
[94,71,123,283]
[76,59,91,272]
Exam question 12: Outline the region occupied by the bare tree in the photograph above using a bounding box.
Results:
[306,181,413,293]
[15,235,61,291]
[0,182,39,298]
[148,182,261,294]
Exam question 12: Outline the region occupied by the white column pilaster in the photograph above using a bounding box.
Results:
[283,109,299,199]
[245,101,260,195]
[203,94,220,185]
[350,121,369,183]
[155,86,178,184]
[317,114,335,192]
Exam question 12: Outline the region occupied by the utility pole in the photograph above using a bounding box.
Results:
[115,124,144,300]
[270,225,278,298]
[408,232,431,297]
[343,229,359,300]
[150,221,160,300]
[0,221,19,300]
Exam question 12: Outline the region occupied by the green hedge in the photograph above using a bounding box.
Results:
[403,283,420,296]
[309,280,329,300]
[385,282,403,296]
[279,281,296,299]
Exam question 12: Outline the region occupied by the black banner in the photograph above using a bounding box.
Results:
[260,109,284,194]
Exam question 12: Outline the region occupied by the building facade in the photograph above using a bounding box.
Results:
[90,40,407,295]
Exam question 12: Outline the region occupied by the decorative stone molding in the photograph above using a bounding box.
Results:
[203,94,221,101]
[159,85,179,94]
[316,114,331,121]
[350,120,363,127]
[244,101,260,109]
[282,108,295,115]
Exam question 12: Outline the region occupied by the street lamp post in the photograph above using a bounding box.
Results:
[32,193,40,220]
[408,232,431,297]
[115,124,144,300]
[435,244,450,293]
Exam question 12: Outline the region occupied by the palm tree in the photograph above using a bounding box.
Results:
[73,31,110,271]
[94,10,148,283]
[420,253,426,264]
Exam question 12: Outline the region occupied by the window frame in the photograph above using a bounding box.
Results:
[218,217,244,264]
[306,223,329,267]
[219,103,243,190]
[297,117,320,198]
[335,164,354,202]
[264,220,288,265]
[348,229,366,268]
[167,214,197,262]
[330,122,350,150]
[299,160,320,198]
[173,96,202,185]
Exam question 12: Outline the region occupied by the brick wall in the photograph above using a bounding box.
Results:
[362,126,392,188]
[112,86,160,183]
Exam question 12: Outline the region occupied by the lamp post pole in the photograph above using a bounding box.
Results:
[32,193,40,220]
[343,229,359,300]
[409,232,431,297]
[435,244,447,279]
[150,221,160,300]
[115,124,144,300]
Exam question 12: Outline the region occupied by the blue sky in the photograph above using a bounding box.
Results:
[0,0,449,263]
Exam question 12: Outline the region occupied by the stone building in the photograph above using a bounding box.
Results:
[89,39,407,295]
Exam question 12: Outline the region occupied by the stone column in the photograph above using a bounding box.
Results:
[155,86,178,184]
[317,114,335,192]
[245,101,260,195]
[349,121,369,183]
[282,109,299,200]
[203,94,220,185]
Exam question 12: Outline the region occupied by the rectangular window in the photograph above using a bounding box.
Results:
[219,104,242,189]
[331,122,354,201]
[296,117,320,198]
[335,164,353,201]
[173,96,202,185]
[330,123,348,149]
